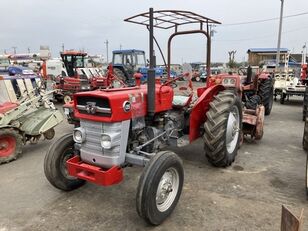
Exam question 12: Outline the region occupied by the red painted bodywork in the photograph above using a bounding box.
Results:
[74,84,173,122]
[189,84,225,142]
[66,155,123,186]
[301,64,307,81]
[0,102,18,114]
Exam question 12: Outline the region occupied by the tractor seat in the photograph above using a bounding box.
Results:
[172,95,191,108]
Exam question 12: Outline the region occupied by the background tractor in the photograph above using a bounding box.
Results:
[0,70,63,164]
[239,66,274,116]
[53,51,106,103]
[111,49,164,84]
[44,9,266,225]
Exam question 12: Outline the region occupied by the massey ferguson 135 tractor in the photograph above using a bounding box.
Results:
[0,71,63,164]
[44,9,265,225]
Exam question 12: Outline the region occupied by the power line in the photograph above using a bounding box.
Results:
[221,11,308,26]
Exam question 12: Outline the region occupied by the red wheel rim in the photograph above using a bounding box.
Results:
[0,135,16,157]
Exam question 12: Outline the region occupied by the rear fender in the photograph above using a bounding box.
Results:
[189,84,225,142]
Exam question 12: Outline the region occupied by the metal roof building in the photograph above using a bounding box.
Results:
[247,48,289,66]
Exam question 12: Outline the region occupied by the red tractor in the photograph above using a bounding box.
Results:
[53,51,107,103]
[44,9,265,225]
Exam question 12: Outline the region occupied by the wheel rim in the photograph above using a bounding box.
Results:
[64,95,72,104]
[60,148,76,180]
[156,167,179,212]
[226,106,240,154]
[0,135,16,157]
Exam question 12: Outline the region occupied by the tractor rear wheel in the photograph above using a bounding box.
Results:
[203,90,242,167]
[303,118,308,151]
[113,68,126,83]
[258,78,273,115]
[44,133,85,191]
[303,87,308,121]
[0,128,22,164]
[136,151,184,225]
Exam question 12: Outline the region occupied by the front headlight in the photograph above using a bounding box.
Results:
[101,134,112,149]
[73,128,86,143]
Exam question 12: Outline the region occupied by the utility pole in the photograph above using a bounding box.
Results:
[61,43,65,52]
[104,39,109,63]
[209,24,217,37]
[302,43,307,65]
[12,46,17,54]
[276,0,284,71]
[27,47,30,53]
[120,44,122,50]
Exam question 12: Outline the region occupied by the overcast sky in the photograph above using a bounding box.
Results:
[1,0,308,64]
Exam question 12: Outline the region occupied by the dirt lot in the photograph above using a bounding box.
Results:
[0,95,307,231]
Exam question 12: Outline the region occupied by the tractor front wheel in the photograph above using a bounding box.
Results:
[203,90,242,167]
[0,128,22,164]
[44,133,85,191]
[136,151,184,225]
[258,78,274,115]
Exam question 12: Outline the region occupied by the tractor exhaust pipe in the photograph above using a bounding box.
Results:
[147,7,155,117]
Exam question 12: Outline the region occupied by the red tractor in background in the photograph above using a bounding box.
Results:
[52,51,107,103]
[44,9,268,225]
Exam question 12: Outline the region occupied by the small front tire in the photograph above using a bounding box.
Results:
[136,151,184,225]
[44,133,85,191]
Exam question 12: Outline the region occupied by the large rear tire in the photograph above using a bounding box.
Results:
[136,151,184,225]
[44,133,85,191]
[203,90,242,167]
[303,118,308,151]
[0,128,22,164]
[258,78,273,115]
[303,86,308,121]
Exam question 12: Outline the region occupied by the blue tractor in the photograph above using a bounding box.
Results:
[112,49,164,83]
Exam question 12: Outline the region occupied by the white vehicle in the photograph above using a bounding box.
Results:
[274,71,306,104]
[0,55,10,70]
[45,59,67,78]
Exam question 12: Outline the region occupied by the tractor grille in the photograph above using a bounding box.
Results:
[78,119,130,168]
[76,96,111,117]
[80,119,121,159]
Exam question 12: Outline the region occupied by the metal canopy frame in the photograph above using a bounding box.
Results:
[124,10,221,31]
[125,9,221,117]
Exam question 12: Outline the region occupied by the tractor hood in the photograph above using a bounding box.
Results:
[73,84,173,122]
